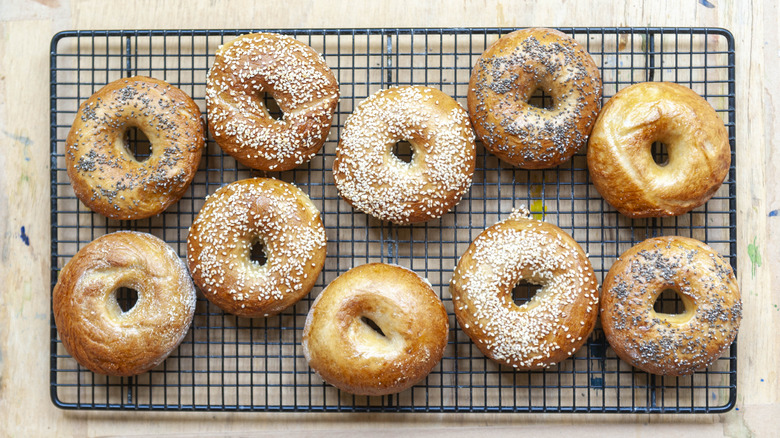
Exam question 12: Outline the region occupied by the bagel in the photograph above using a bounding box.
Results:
[587,82,730,217]
[467,28,602,169]
[333,85,476,224]
[302,263,449,396]
[450,208,599,369]
[206,32,339,171]
[53,231,196,376]
[600,236,742,376]
[66,76,205,220]
[187,178,327,317]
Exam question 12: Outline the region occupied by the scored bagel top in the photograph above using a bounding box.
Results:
[587,81,730,217]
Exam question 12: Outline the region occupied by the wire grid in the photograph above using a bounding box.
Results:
[49,28,737,413]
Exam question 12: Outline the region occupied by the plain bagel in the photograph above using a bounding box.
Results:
[587,82,730,217]
[302,263,449,396]
[53,231,196,376]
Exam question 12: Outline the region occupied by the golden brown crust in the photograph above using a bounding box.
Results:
[52,231,196,376]
[449,209,599,370]
[600,236,741,376]
[302,263,449,396]
[206,33,339,171]
[187,178,327,317]
[467,28,602,169]
[66,76,205,220]
[587,82,730,217]
[333,86,476,224]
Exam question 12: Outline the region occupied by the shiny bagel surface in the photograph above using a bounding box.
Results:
[187,178,327,318]
[303,263,449,396]
[53,231,197,376]
[450,209,599,370]
[587,82,730,217]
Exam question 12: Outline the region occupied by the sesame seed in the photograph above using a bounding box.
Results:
[206,33,339,171]
[187,178,327,317]
[333,86,476,224]
[450,212,599,369]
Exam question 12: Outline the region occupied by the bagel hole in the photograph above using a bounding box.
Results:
[653,288,685,315]
[651,142,670,167]
[123,127,152,162]
[250,240,268,266]
[259,92,284,120]
[512,280,542,306]
[392,140,415,164]
[115,287,139,313]
[361,316,386,337]
[528,88,554,110]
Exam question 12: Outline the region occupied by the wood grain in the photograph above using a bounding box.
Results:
[1,0,778,436]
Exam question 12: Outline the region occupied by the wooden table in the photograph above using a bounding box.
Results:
[1,1,778,436]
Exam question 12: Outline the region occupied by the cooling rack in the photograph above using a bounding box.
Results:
[50,28,737,413]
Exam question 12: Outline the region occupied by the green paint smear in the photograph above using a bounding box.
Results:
[747,236,762,278]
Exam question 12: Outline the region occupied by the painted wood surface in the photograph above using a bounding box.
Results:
[1,0,777,436]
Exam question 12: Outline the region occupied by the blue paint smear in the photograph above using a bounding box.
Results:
[3,130,32,147]
[699,0,715,8]
[769,210,778,217]
[590,377,604,388]
[20,226,29,246]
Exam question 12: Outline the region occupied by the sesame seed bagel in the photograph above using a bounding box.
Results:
[66,76,205,220]
[187,178,327,317]
[333,86,476,225]
[600,236,741,376]
[302,263,449,396]
[450,209,599,370]
[206,33,340,171]
[587,82,730,217]
[467,28,602,169]
[53,231,197,376]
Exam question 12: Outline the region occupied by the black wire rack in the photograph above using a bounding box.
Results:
[49,28,737,413]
